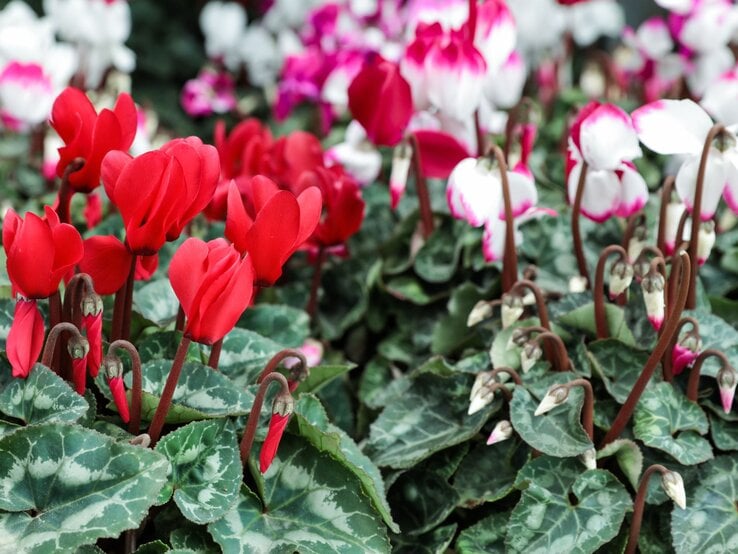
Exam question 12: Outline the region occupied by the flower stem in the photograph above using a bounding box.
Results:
[532,331,571,372]
[490,145,518,292]
[593,245,628,339]
[561,378,594,440]
[625,464,671,554]
[489,366,523,385]
[571,160,590,286]
[41,322,84,369]
[509,279,551,330]
[55,158,85,224]
[306,246,326,319]
[257,349,308,384]
[239,371,292,467]
[600,251,691,448]
[662,316,699,382]
[107,340,143,435]
[112,253,137,342]
[208,339,223,370]
[687,349,729,402]
[175,305,185,333]
[409,132,435,239]
[147,336,192,446]
[656,175,675,254]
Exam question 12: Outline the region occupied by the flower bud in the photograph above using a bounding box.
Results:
[81,292,104,317]
[608,261,634,299]
[521,342,543,373]
[486,420,513,445]
[569,275,588,293]
[467,300,494,327]
[67,337,90,360]
[627,226,647,264]
[696,220,716,266]
[501,294,525,329]
[68,336,90,395]
[509,328,529,349]
[272,393,295,417]
[534,385,569,416]
[468,383,495,416]
[103,354,124,380]
[661,470,686,509]
[717,368,737,414]
[580,448,596,470]
[470,371,494,403]
[641,272,665,330]
[671,333,701,376]
[389,141,412,210]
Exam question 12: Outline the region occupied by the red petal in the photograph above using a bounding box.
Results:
[259,412,290,473]
[108,376,130,423]
[295,186,323,247]
[78,235,133,295]
[413,130,471,178]
[101,150,132,203]
[7,299,44,378]
[225,180,254,255]
[50,87,96,144]
[112,92,138,149]
[5,211,55,298]
[82,313,103,377]
[73,356,87,395]
[169,237,211,323]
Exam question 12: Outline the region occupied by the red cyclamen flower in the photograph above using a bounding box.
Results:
[225,177,322,286]
[50,87,137,193]
[169,238,254,345]
[107,376,130,423]
[6,299,44,378]
[259,412,290,473]
[78,235,158,295]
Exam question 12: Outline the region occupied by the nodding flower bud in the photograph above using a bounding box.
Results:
[486,420,513,445]
[470,371,495,403]
[467,300,494,327]
[627,226,647,264]
[69,336,90,395]
[609,261,634,300]
[717,367,737,415]
[81,292,103,317]
[534,385,569,416]
[661,470,687,510]
[509,328,530,349]
[641,272,665,330]
[103,354,129,423]
[501,294,525,329]
[103,354,124,380]
[260,392,295,473]
[696,221,716,266]
[521,342,543,373]
[272,392,295,418]
[580,447,597,470]
[80,290,104,378]
[67,337,90,360]
[389,141,412,210]
[569,275,588,293]
[672,333,701,376]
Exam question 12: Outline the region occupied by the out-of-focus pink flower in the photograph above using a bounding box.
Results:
[181,68,237,117]
[0,62,54,131]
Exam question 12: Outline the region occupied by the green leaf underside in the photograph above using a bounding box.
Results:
[293,395,398,532]
[155,419,241,524]
[596,439,643,489]
[365,371,497,469]
[671,456,738,554]
[456,511,509,554]
[124,359,254,423]
[558,302,635,346]
[0,423,169,553]
[634,383,713,465]
[207,434,390,554]
[507,457,631,553]
[0,364,88,425]
[216,328,284,387]
[510,385,593,458]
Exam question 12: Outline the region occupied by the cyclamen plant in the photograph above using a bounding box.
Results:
[2,0,738,552]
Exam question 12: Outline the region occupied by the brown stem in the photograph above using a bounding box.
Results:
[41,322,84,369]
[688,124,726,309]
[621,212,646,254]
[625,464,671,554]
[503,98,531,163]
[593,245,628,339]
[257,349,309,384]
[600,251,691,447]
[63,273,95,326]
[147,336,192,446]
[409,132,434,238]
[489,366,523,385]
[509,279,551,330]
[663,316,699,382]
[175,305,185,333]
[121,254,137,342]
[306,247,326,319]
[490,145,518,292]
[239,372,292,466]
[208,338,223,370]
[668,241,689,316]
[532,331,572,372]
[55,157,85,224]
[561,378,595,440]
[107,340,143,435]
[656,176,676,254]
[486,382,512,402]
[474,110,485,158]
[571,160,590,285]
[687,349,730,402]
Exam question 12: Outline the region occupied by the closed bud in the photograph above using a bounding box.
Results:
[696,221,716,266]
[521,342,543,373]
[626,226,647,263]
[467,300,494,327]
[534,385,569,416]
[501,294,525,329]
[569,275,588,293]
[103,355,124,380]
[717,367,737,414]
[671,333,701,377]
[641,273,665,330]
[580,448,597,470]
[468,383,495,416]
[486,420,513,445]
[470,371,494,403]
[272,393,294,417]
[608,261,634,299]
[509,328,529,349]
[389,142,412,210]
[661,470,686,509]
[81,292,103,317]
[67,337,90,360]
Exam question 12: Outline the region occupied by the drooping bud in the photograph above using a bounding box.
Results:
[470,371,494,404]
[509,328,529,349]
[569,275,588,293]
[389,141,412,210]
[671,333,701,376]
[80,290,104,378]
[467,300,494,327]
[501,294,525,329]
[661,470,687,509]
[486,420,513,445]
[130,434,151,448]
[534,385,569,416]
[68,336,90,395]
[717,367,737,414]
[468,377,497,416]
[641,272,665,330]
[521,342,543,373]
[626,226,647,264]
[260,392,294,473]
[580,447,597,470]
[104,355,130,423]
[609,261,634,300]
[696,220,716,266]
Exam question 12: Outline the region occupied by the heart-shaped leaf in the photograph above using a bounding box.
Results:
[413,217,465,284]
[683,310,738,376]
[238,304,309,348]
[294,364,355,395]
[587,339,653,403]
[558,302,635,346]
[392,523,458,553]
[133,279,179,326]
[0,423,169,552]
[216,328,283,387]
[634,383,713,465]
[596,438,643,489]
[456,512,510,554]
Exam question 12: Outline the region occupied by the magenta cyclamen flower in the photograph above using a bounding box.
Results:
[181,68,237,117]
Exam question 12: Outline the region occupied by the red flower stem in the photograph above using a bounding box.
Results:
[688,124,726,309]
[49,291,62,329]
[686,349,729,402]
[55,158,85,224]
[490,145,518,292]
[41,322,84,370]
[257,349,308,384]
[239,371,292,467]
[593,245,628,340]
[662,316,699,382]
[656,176,676,254]
[409,132,434,239]
[208,338,223,370]
[600,251,691,448]
[489,366,523,385]
[625,464,671,554]
[571,160,590,286]
[561,378,594,440]
[147,336,192,446]
[532,331,571,372]
[121,254,137,342]
[107,340,143,435]
[474,110,485,157]
[175,305,185,333]
[307,246,327,319]
[63,273,94,326]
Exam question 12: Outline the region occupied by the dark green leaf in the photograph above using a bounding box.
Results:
[456,512,510,554]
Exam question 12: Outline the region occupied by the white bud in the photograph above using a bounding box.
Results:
[470,371,494,403]
[468,386,495,416]
[661,471,687,509]
[641,273,665,330]
[486,420,513,445]
[521,342,542,373]
[717,368,737,415]
[534,385,569,416]
[501,295,525,329]
[569,275,588,293]
[608,261,634,299]
[389,142,412,210]
[467,300,494,327]
[627,228,647,264]
[580,63,606,99]
[580,448,597,470]
[696,221,716,266]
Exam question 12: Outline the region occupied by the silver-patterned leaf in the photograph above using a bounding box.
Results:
[456,512,509,554]
[217,328,283,387]
[596,438,643,489]
[238,304,310,348]
[587,339,653,403]
[133,279,179,326]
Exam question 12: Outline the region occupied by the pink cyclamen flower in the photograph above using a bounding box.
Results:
[567,102,646,222]
[632,99,738,221]
[181,68,237,117]
[0,62,54,131]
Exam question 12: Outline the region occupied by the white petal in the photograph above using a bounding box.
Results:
[632,99,714,156]
[636,17,672,60]
[702,69,738,126]
[446,158,501,227]
[568,164,620,223]
[654,0,692,14]
[687,47,734,97]
[500,170,538,219]
[675,153,726,220]
[661,471,687,510]
[483,51,526,110]
[482,217,506,262]
[615,165,648,218]
[722,150,738,214]
[580,104,641,170]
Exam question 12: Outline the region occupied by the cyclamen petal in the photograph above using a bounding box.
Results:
[615,165,648,218]
[632,99,714,156]
[259,412,290,473]
[567,164,621,223]
[675,152,726,221]
[447,158,500,227]
[72,356,88,395]
[108,376,130,423]
[579,104,641,170]
[6,299,44,379]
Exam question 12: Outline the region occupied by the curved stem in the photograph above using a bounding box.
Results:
[147,336,192,446]
[489,366,523,385]
[121,254,137,342]
[663,316,699,382]
[63,273,95,327]
[490,145,518,292]
[625,464,670,554]
[657,176,676,254]
[257,349,308,384]
[621,212,646,255]
[55,158,85,224]
[688,124,726,309]
[306,246,326,320]
[208,338,223,370]
[509,279,551,330]
[593,245,628,339]
[409,132,434,239]
[239,372,292,466]
[561,378,594,440]
[108,340,143,435]
[486,382,512,402]
[687,349,729,402]
[601,251,691,447]
[41,322,84,369]
[532,331,571,372]
[571,160,590,285]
